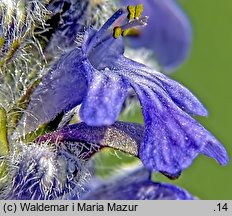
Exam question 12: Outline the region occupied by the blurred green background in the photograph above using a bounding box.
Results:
[168,0,232,199]
[97,0,232,199]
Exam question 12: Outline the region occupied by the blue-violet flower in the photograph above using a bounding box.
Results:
[81,165,195,200]
[19,7,229,177]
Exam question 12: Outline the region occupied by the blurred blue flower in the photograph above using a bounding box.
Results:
[120,0,192,71]
[79,166,195,200]
[19,7,228,176]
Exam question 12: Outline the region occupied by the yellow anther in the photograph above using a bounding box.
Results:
[127,5,136,20]
[122,29,130,37]
[122,28,140,37]
[113,4,144,39]
[135,4,143,19]
[113,26,122,39]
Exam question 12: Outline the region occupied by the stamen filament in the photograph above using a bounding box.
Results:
[87,8,126,52]
[135,4,143,19]
[127,5,135,20]
[121,16,148,32]
[113,26,122,39]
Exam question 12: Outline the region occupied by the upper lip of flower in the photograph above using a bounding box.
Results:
[120,0,193,72]
[19,6,229,176]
